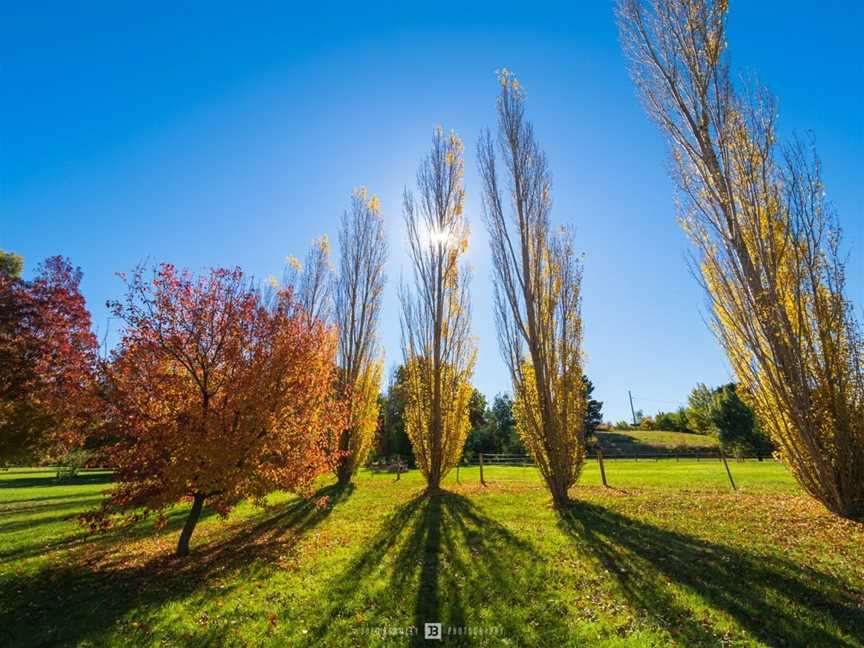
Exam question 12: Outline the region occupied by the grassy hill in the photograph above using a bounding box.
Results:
[595,429,719,455]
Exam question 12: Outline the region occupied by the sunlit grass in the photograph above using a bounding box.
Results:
[597,429,719,448]
[1,464,861,647]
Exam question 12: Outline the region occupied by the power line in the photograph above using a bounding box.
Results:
[626,393,686,421]
[630,396,684,406]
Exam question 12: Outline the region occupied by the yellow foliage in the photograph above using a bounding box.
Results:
[679,87,862,520]
[341,360,383,477]
[400,125,475,489]
[402,357,474,482]
[314,234,331,257]
[513,360,586,502]
[368,194,381,215]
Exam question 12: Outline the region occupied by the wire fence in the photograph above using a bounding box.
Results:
[458,449,775,464]
[370,448,775,491]
[370,449,775,471]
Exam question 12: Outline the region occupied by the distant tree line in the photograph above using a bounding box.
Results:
[611,381,774,459]
[373,367,603,462]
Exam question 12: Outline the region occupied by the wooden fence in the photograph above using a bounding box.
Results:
[459,449,774,464]
[369,448,773,491]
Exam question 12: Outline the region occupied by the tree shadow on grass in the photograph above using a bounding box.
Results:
[309,489,569,647]
[0,482,354,647]
[0,493,104,514]
[0,510,97,533]
[184,481,355,569]
[0,494,225,565]
[0,492,108,506]
[559,500,864,647]
[0,472,115,489]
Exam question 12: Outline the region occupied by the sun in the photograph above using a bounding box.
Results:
[426,223,453,248]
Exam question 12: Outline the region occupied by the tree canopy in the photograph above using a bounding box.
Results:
[92,264,345,556]
[0,257,98,466]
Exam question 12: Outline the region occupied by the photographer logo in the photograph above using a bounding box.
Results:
[424,623,442,640]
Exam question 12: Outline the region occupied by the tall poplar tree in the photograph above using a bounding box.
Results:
[618,0,864,519]
[334,188,388,484]
[478,70,587,506]
[400,127,476,491]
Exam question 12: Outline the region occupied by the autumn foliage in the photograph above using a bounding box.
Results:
[0,257,99,465]
[478,71,587,505]
[334,188,388,484]
[402,357,473,483]
[400,128,477,490]
[618,0,864,519]
[95,264,344,556]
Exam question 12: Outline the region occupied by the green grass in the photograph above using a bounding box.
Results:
[596,429,719,453]
[1,462,862,647]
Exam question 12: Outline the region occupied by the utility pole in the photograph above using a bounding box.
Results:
[629,390,637,426]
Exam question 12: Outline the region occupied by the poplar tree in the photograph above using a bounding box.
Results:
[334,188,388,484]
[478,70,587,506]
[400,127,476,491]
[618,0,864,519]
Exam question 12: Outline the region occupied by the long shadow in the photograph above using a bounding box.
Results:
[1,492,107,506]
[0,510,92,533]
[0,499,220,564]
[0,531,100,564]
[559,500,864,647]
[0,482,354,647]
[0,478,343,566]
[0,473,115,489]
[596,432,645,447]
[310,489,569,647]
[0,494,104,515]
[184,481,355,568]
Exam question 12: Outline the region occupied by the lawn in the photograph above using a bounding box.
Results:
[1,461,862,647]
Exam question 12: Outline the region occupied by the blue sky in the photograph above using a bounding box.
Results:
[2,1,862,422]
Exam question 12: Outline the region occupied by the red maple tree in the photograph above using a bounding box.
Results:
[95,264,344,556]
[0,257,99,464]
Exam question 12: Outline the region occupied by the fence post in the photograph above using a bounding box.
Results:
[395,457,401,481]
[719,448,736,491]
[456,461,461,484]
[596,448,608,488]
[480,453,487,486]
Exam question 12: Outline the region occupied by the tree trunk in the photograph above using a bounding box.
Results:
[833,499,863,522]
[336,430,353,485]
[551,492,570,509]
[427,472,441,492]
[549,476,570,508]
[176,493,205,557]
[336,459,353,486]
